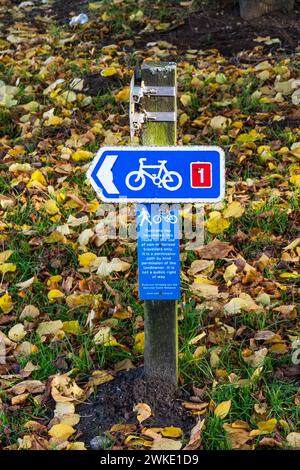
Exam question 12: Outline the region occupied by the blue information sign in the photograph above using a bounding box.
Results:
[87,146,225,203]
[137,204,180,300]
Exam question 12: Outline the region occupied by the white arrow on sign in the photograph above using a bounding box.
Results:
[95,154,119,195]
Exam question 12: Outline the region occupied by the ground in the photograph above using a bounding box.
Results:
[0,0,299,451]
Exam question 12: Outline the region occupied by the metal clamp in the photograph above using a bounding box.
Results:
[131,111,176,126]
[132,85,176,103]
[145,111,176,122]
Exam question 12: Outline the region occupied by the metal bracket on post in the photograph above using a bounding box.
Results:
[130,72,176,139]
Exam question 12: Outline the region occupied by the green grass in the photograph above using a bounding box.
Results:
[0,110,19,138]
[264,383,300,426]
[0,402,48,448]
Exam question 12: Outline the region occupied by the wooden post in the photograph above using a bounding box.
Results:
[141,62,178,386]
[239,0,294,20]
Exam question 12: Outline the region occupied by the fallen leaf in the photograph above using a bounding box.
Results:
[8,324,26,342]
[286,432,300,449]
[133,403,152,423]
[223,201,245,219]
[0,293,13,313]
[152,437,182,450]
[161,427,182,438]
[36,320,63,337]
[196,239,233,259]
[214,400,231,419]
[48,423,75,441]
[184,419,205,450]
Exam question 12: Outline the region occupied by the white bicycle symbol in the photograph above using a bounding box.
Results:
[125,158,182,191]
[153,211,178,224]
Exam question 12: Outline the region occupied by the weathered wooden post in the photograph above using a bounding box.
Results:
[239,0,294,20]
[139,62,178,386]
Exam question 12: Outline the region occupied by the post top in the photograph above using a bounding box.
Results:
[141,61,176,72]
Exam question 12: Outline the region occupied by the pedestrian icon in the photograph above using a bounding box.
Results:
[137,207,152,226]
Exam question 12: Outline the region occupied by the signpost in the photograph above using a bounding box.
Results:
[87,61,225,387]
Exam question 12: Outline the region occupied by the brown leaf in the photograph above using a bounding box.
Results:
[184,419,205,450]
[196,239,233,260]
[9,380,45,395]
[223,423,252,449]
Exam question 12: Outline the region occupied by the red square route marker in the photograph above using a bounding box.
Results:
[190,162,212,188]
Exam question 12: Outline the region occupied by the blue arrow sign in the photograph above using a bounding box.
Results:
[87,146,225,203]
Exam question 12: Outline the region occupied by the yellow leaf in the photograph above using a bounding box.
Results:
[279,272,299,279]
[22,101,39,113]
[254,418,277,435]
[0,263,16,274]
[179,113,189,125]
[236,130,264,143]
[214,400,231,419]
[44,199,59,215]
[36,320,63,336]
[0,293,13,313]
[123,434,152,447]
[101,67,117,77]
[47,275,62,286]
[88,2,103,9]
[87,370,114,387]
[223,264,237,282]
[223,201,245,218]
[62,321,81,335]
[180,94,192,106]
[207,212,230,234]
[133,403,152,423]
[8,323,27,342]
[67,442,87,450]
[66,293,94,308]
[78,252,97,268]
[72,150,93,162]
[134,332,144,353]
[269,342,288,354]
[48,289,65,301]
[0,250,13,263]
[27,169,47,189]
[161,427,183,438]
[48,423,75,440]
[115,87,130,102]
[45,115,62,126]
[290,175,300,186]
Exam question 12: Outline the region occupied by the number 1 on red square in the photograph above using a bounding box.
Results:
[190,162,212,188]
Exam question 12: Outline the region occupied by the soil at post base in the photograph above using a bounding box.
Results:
[76,367,194,447]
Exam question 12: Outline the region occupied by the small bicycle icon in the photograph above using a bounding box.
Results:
[125,158,182,191]
[153,211,178,224]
